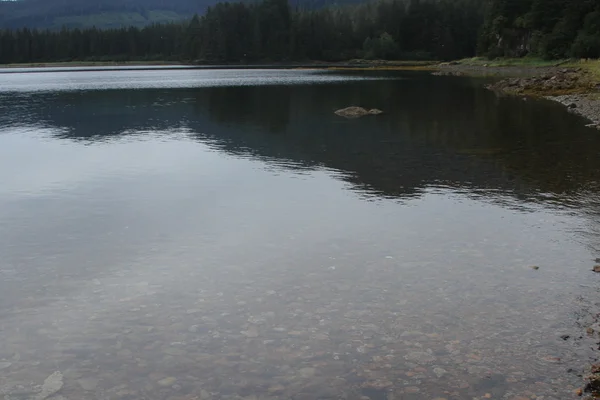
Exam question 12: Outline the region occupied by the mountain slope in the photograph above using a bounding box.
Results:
[0,0,200,29]
[0,0,363,29]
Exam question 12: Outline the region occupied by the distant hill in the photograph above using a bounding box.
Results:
[0,0,363,29]
[0,0,198,28]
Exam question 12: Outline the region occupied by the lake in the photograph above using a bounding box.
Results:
[1,67,600,400]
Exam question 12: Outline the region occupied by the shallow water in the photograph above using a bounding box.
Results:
[1,68,600,400]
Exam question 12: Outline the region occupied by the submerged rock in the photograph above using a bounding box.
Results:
[334,107,383,118]
[157,377,177,387]
[241,326,259,338]
[35,371,63,400]
[404,351,437,363]
[78,377,100,391]
[298,367,317,378]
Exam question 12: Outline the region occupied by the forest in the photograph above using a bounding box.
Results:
[0,0,599,64]
[478,0,600,59]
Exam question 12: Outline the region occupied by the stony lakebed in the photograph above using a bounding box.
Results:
[2,66,600,400]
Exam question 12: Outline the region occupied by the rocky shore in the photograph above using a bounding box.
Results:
[437,62,600,130]
[549,94,600,129]
[435,61,600,398]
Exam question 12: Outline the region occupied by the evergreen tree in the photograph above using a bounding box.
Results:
[479,0,600,59]
[0,0,531,64]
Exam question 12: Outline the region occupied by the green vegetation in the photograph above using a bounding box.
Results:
[0,0,483,64]
[479,0,600,59]
[580,59,600,79]
[0,0,599,65]
[456,56,567,67]
[566,59,600,90]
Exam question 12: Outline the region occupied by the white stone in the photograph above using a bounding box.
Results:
[36,371,64,400]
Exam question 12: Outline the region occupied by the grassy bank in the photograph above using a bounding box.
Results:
[437,57,599,95]
[451,56,567,68]
[576,59,600,81]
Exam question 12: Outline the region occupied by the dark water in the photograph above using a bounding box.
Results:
[1,68,600,400]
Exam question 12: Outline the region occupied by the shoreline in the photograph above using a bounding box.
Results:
[1,58,597,127]
[0,59,437,73]
[436,58,600,398]
[436,59,600,130]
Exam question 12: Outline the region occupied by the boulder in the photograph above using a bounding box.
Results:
[335,106,383,118]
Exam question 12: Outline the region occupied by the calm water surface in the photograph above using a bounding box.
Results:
[1,68,600,400]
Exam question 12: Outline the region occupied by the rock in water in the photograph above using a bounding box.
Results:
[334,106,383,118]
[335,107,369,118]
[593,265,600,273]
[36,371,63,400]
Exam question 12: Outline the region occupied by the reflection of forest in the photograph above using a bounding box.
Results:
[3,72,600,204]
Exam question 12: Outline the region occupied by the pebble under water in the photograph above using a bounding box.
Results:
[1,68,600,400]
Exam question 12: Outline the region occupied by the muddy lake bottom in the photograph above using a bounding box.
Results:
[1,68,600,400]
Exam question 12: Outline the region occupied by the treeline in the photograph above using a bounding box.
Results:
[479,0,600,59]
[0,0,483,64]
[193,0,482,61]
[0,25,187,63]
[1,0,599,64]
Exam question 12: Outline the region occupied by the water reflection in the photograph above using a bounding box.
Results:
[2,70,600,400]
[2,73,600,206]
